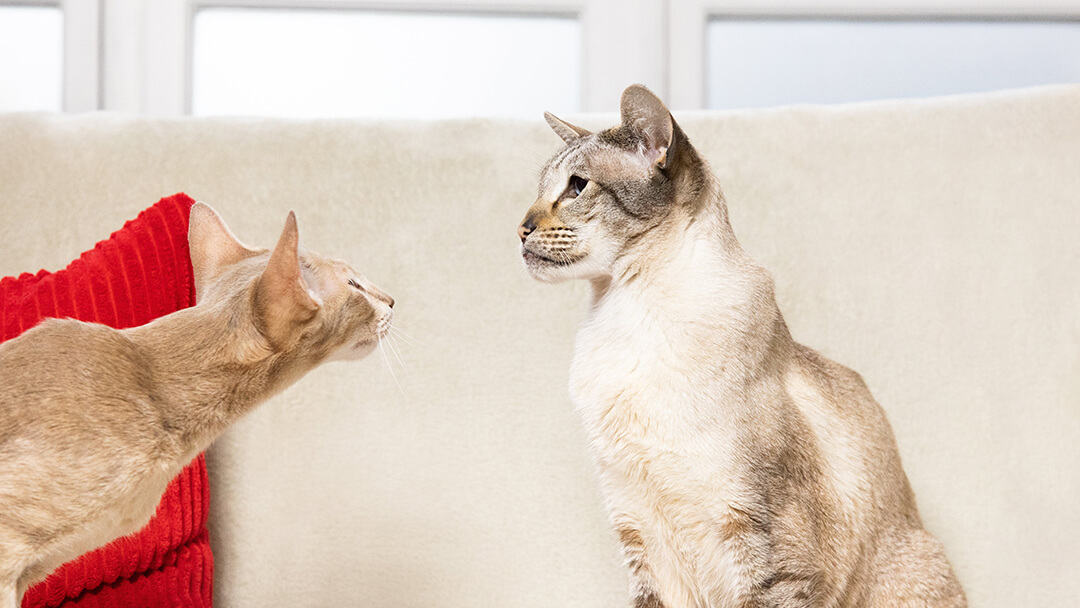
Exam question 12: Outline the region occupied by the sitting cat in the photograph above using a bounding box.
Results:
[0,203,393,608]
[518,85,966,607]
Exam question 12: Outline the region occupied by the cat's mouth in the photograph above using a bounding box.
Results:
[521,247,582,267]
[375,310,393,337]
[350,311,393,350]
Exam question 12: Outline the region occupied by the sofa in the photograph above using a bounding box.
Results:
[1,85,1077,607]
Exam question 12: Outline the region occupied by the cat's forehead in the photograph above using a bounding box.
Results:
[299,251,356,276]
[539,130,652,197]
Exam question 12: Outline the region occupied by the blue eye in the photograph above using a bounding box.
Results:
[568,175,589,197]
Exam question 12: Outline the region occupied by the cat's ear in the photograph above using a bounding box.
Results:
[620,84,674,169]
[544,111,591,144]
[253,211,320,348]
[188,202,255,300]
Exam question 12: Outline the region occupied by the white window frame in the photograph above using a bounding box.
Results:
[20,0,1080,116]
[669,0,1080,111]
[96,0,188,115]
[90,0,666,116]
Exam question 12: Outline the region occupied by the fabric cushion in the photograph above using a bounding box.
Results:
[0,193,212,608]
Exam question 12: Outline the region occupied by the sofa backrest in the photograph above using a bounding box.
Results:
[1,85,1077,607]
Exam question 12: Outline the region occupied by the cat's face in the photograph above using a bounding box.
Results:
[298,253,394,362]
[188,203,393,363]
[519,85,689,283]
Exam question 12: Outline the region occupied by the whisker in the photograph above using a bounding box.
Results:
[384,332,407,369]
[378,336,407,399]
[388,324,425,348]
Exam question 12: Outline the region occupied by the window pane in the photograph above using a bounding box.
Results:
[192,9,581,119]
[0,6,63,112]
[707,19,1080,109]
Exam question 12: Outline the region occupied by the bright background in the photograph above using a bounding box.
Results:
[3,3,1079,607]
[3,0,1080,117]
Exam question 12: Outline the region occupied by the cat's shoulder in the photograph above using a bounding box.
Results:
[0,317,136,372]
[783,342,902,438]
[786,343,873,403]
[24,316,123,343]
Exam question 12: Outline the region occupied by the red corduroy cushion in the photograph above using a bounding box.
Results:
[1,193,213,608]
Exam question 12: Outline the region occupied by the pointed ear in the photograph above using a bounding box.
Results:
[544,111,591,144]
[188,202,254,301]
[620,84,675,169]
[253,211,321,348]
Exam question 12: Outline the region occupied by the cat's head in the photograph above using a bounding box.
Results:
[187,203,393,362]
[518,84,707,283]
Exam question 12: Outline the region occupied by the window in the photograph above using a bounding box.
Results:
[668,1,1080,110]
[0,5,63,112]
[706,19,1080,109]
[191,8,581,119]
[3,1,1078,116]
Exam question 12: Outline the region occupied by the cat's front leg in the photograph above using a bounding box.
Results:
[616,524,668,608]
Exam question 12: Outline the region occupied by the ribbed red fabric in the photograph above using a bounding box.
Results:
[1,193,213,608]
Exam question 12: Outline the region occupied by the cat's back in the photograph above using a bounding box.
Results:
[0,318,156,437]
[783,344,920,525]
[1,317,138,385]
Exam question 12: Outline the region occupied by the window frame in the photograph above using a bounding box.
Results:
[9,0,1080,115]
[669,0,1080,110]
[95,0,666,115]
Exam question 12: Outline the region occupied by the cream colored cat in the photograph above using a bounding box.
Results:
[0,203,393,608]
[519,85,966,607]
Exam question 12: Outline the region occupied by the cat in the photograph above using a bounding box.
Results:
[0,202,393,607]
[518,84,966,607]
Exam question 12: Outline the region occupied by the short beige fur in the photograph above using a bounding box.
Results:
[0,203,393,608]
[520,85,965,607]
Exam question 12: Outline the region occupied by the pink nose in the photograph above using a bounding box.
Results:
[518,216,537,243]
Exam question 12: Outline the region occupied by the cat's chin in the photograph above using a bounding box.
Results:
[328,309,392,362]
[327,338,379,362]
[521,249,587,283]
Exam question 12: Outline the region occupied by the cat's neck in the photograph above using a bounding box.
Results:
[123,298,312,457]
[592,178,762,305]
[586,176,792,364]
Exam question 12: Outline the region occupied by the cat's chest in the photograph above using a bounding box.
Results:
[43,463,180,577]
[568,296,743,485]
[567,290,766,605]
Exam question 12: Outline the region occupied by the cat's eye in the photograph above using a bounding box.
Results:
[347,278,361,290]
[568,175,589,198]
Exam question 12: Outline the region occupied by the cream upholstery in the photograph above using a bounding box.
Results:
[1,85,1077,607]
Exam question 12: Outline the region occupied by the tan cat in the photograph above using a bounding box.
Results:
[519,85,966,607]
[0,203,393,608]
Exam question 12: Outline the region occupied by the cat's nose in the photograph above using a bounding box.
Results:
[364,283,394,309]
[375,292,394,309]
[518,215,537,243]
